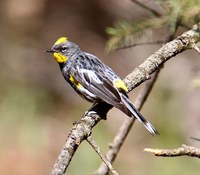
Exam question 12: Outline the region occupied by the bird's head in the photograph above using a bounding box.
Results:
[46,37,80,63]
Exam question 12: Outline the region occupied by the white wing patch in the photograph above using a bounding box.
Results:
[78,68,103,85]
[78,85,97,98]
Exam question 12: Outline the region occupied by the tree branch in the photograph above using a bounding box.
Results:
[144,144,200,158]
[49,23,200,175]
[49,112,101,175]
[86,136,119,175]
[124,23,200,91]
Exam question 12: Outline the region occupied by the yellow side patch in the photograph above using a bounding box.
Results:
[53,53,68,63]
[76,83,83,89]
[54,37,68,45]
[69,75,83,89]
[69,75,75,83]
[114,79,128,92]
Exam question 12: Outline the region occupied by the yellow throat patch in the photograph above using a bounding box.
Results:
[54,37,68,45]
[53,53,68,63]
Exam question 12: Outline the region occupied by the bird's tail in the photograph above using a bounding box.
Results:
[120,94,159,136]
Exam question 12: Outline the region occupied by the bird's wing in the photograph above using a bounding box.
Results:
[73,66,123,107]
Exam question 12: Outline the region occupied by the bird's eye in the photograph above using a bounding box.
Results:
[61,46,67,53]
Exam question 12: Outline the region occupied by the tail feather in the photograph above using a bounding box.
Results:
[120,94,159,136]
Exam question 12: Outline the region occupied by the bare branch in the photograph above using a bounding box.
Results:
[86,136,119,175]
[144,144,200,158]
[190,137,200,142]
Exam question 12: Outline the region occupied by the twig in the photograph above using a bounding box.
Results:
[94,69,161,175]
[117,40,165,50]
[192,43,200,54]
[49,23,200,175]
[86,136,119,175]
[190,137,200,142]
[144,144,200,158]
[131,0,161,17]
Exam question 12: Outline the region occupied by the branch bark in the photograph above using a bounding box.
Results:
[144,144,200,158]
[49,23,200,175]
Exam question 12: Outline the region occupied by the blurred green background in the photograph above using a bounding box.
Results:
[0,0,200,174]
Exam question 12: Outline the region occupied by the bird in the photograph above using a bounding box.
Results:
[46,37,158,136]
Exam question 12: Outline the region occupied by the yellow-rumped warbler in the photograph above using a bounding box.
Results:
[46,37,158,135]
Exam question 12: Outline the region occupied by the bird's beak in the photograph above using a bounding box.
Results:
[45,49,55,53]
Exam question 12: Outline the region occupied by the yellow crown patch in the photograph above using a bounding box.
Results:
[54,37,68,45]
